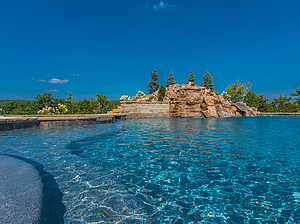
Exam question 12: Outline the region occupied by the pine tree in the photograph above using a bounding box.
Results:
[166,70,176,87]
[202,68,214,92]
[65,90,75,114]
[186,71,196,85]
[158,85,166,101]
[148,69,160,94]
[290,87,300,105]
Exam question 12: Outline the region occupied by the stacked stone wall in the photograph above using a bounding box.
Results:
[128,84,257,118]
[121,102,170,118]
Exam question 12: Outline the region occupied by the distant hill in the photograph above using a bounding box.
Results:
[110,100,121,106]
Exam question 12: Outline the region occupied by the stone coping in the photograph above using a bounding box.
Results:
[0,114,126,122]
[120,101,169,104]
[258,112,300,116]
[0,116,39,122]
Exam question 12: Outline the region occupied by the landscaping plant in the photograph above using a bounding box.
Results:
[202,68,214,92]
[148,69,160,94]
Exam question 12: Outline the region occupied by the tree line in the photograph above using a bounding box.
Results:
[0,91,120,115]
[147,69,300,113]
[148,69,214,101]
[222,79,300,113]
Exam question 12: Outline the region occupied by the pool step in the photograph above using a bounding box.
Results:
[107,106,122,114]
[0,155,43,223]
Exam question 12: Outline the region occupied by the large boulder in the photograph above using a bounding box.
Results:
[202,106,219,118]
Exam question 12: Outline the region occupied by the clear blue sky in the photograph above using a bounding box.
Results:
[1,0,300,101]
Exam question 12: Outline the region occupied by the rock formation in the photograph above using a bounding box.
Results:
[130,84,257,118]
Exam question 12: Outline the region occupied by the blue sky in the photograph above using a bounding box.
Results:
[1,0,300,101]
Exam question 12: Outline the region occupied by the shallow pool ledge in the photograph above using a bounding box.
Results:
[0,114,126,131]
[0,155,43,224]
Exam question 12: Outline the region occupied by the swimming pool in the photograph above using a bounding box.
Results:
[0,117,299,223]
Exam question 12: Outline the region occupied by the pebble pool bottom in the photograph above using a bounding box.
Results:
[0,117,300,223]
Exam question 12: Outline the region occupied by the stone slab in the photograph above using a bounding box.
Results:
[258,113,300,117]
[0,155,43,224]
[0,114,125,131]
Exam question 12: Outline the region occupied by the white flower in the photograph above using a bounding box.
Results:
[137,90,145,96]
[120,95,130,100]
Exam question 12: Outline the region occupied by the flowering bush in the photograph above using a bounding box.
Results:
[56,103,68,114]
[120,95,131,101]
[38,106,55,115]
[38,104,68,115]
[93,108,103,114]
[137,90,145,97]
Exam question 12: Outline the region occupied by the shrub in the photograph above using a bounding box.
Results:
[38,104,68,115]
[244,91,259,108]
[223,78,252,102]
[158,85,166,101]
[120,95,131,101]
[137,91,145,97]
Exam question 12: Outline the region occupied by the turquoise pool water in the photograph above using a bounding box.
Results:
[0,117,300,223]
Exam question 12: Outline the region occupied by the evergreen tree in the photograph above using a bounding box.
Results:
[202,68,214,92]
[258,95,268,112]
[290,87,300,105]
[148,69,160,94]
[158,85,166,101]
[269,95,292,112]
[96,94,109,113]
[166,70,176,87]
[186,71,196,85]
[65,90,76,114]
[66,90,75,103]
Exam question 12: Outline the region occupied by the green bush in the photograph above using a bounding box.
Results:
[158,85,166,101]
[244,91,259,108]
[258,95,268,112]
[222,78,252,102]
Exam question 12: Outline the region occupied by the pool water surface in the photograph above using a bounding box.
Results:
[0,117,300,223]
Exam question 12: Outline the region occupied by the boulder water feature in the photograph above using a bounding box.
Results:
[130,84,257,118]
